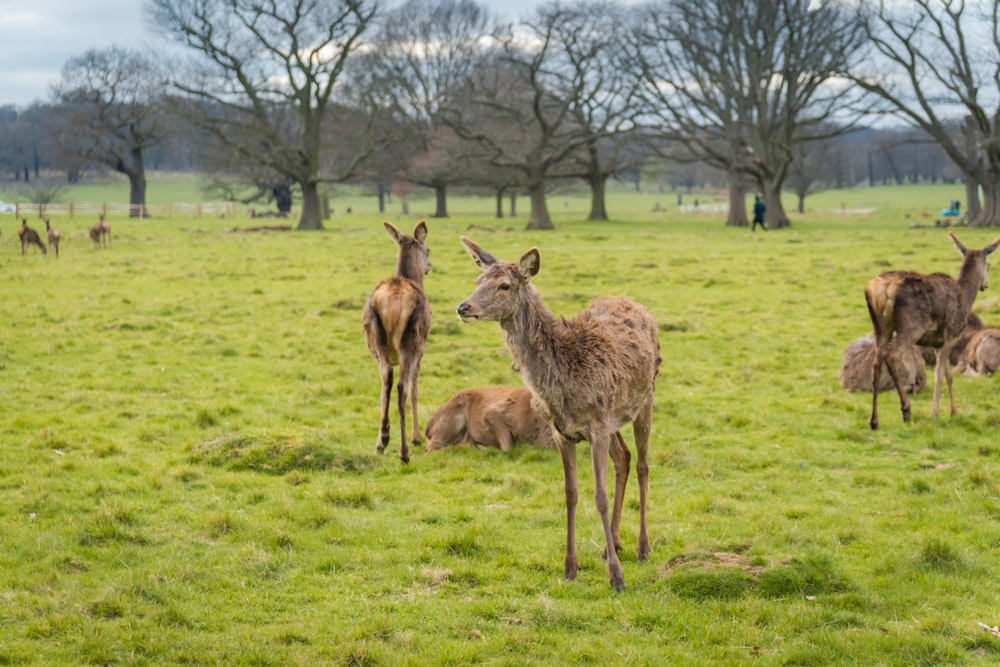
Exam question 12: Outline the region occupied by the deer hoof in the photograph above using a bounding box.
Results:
[902,408,911,422]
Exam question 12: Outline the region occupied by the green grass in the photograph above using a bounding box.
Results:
[1,179,999,665]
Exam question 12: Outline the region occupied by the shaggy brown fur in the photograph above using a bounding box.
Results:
[919,312,983,367]
[18,219,46,255]
[362,221,431,464]
[45,219,60,257]
[457,237,661,591]
[865,232,1000,429]
[840,335,925,394]
[425,386,557,451]
[956,327,1000,377]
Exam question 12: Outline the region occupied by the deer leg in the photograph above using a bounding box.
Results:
[408,356,423,449]
[881,341,911,424]
[590,430,625,591]
[395,362,411,465]
[557,439,579,582]
[870,342,883,430]
[633,397,653,562]
[604,431,630,559]
[376,364,393,454]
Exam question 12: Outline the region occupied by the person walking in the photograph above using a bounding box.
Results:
[752,195,767,231]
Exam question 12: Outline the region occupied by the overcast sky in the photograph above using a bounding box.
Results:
[0,0,548,108]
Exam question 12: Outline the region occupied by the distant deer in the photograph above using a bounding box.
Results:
[840,334,925,394]
[362,221,432,464]
[18,219,47,255]
[90,214,110,248]
[865,232,1000,429]
[45,219,60,257]
[457,237,661,591]
[425,386,557,451]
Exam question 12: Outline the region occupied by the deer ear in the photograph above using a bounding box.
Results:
[413,220,428,242]
[461,236,496,270]
[949,232,968,256]
[519,248,540,279]
[985,236,1000,256]
[383,221,403,244]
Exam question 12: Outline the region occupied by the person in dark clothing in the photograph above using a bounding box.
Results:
[752,195,767,231]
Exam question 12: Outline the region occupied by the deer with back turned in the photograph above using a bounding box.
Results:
[45,219,60,257]
[457,237,660,591]
[362,221,432,464]
[865,232,1000,429]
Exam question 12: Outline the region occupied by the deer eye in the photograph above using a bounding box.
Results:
[499,283,511,291]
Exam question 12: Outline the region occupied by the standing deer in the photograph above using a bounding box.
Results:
[18,219,47,255]
[457,237,660,591]
[45,219,60,257]
[90,214,110,248]
[866,232,1000,429]
[362,221,432,464]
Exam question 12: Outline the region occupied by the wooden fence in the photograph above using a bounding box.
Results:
[6,201,240,219]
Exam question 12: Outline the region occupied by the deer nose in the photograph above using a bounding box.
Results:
[457,302,471,316]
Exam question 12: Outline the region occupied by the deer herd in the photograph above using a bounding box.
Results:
[6,214,110,257]
[364,220,1000,590]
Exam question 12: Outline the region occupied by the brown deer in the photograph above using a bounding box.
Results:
[457,237,661,591]
[840,334,925,394]
[18,219,47,255]
[90,214,110,248]
[362,221,432,464]
[425,386,557,451]
[866,232,1000,429]
[45,219,61,257]
[956,327,1000,377]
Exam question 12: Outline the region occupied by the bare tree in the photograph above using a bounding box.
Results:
[539,0,644,221]
[370,0,499,218]
[630,0,868,228]
[442,8,619,230]
[148,0,380,230]
[850,0,1000,226]
[52,47,167,217]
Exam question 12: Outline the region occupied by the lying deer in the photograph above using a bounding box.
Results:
[362,221,432,464]
[18,219,47,255]
[865,232,1000,429]
[425,386,557,451]
[840,334,925,394]
[45,219,61,257]
[955,328,1000,377]
[457,237,660,591]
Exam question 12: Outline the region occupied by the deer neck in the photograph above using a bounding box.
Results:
[957,257,985,311]
[396,252,424,286]
[499,288,562,396]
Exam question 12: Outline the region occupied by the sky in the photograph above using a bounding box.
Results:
[0,0,547,108]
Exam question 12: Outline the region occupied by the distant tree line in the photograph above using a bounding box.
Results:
[0,0,997,228]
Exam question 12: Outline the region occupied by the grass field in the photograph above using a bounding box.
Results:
[2,177,1000,665]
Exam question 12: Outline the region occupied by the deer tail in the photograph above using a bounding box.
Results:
[865,276,899,341]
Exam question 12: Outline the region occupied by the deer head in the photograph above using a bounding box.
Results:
[457,237,540,323]
[951,232,1000,292]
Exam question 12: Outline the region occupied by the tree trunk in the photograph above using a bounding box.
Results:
[726,167,748,227]
[587,171,609,221]
[298,180,323,230]
[974,179,1000,226]
[526,178,554,230]
[377,183,387,214]
[128,146,146,218]
[495,187,505,218]
[763,181,790,229]
[509,192,517,217]
[433,183,448,218]
[965,177,981,223]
